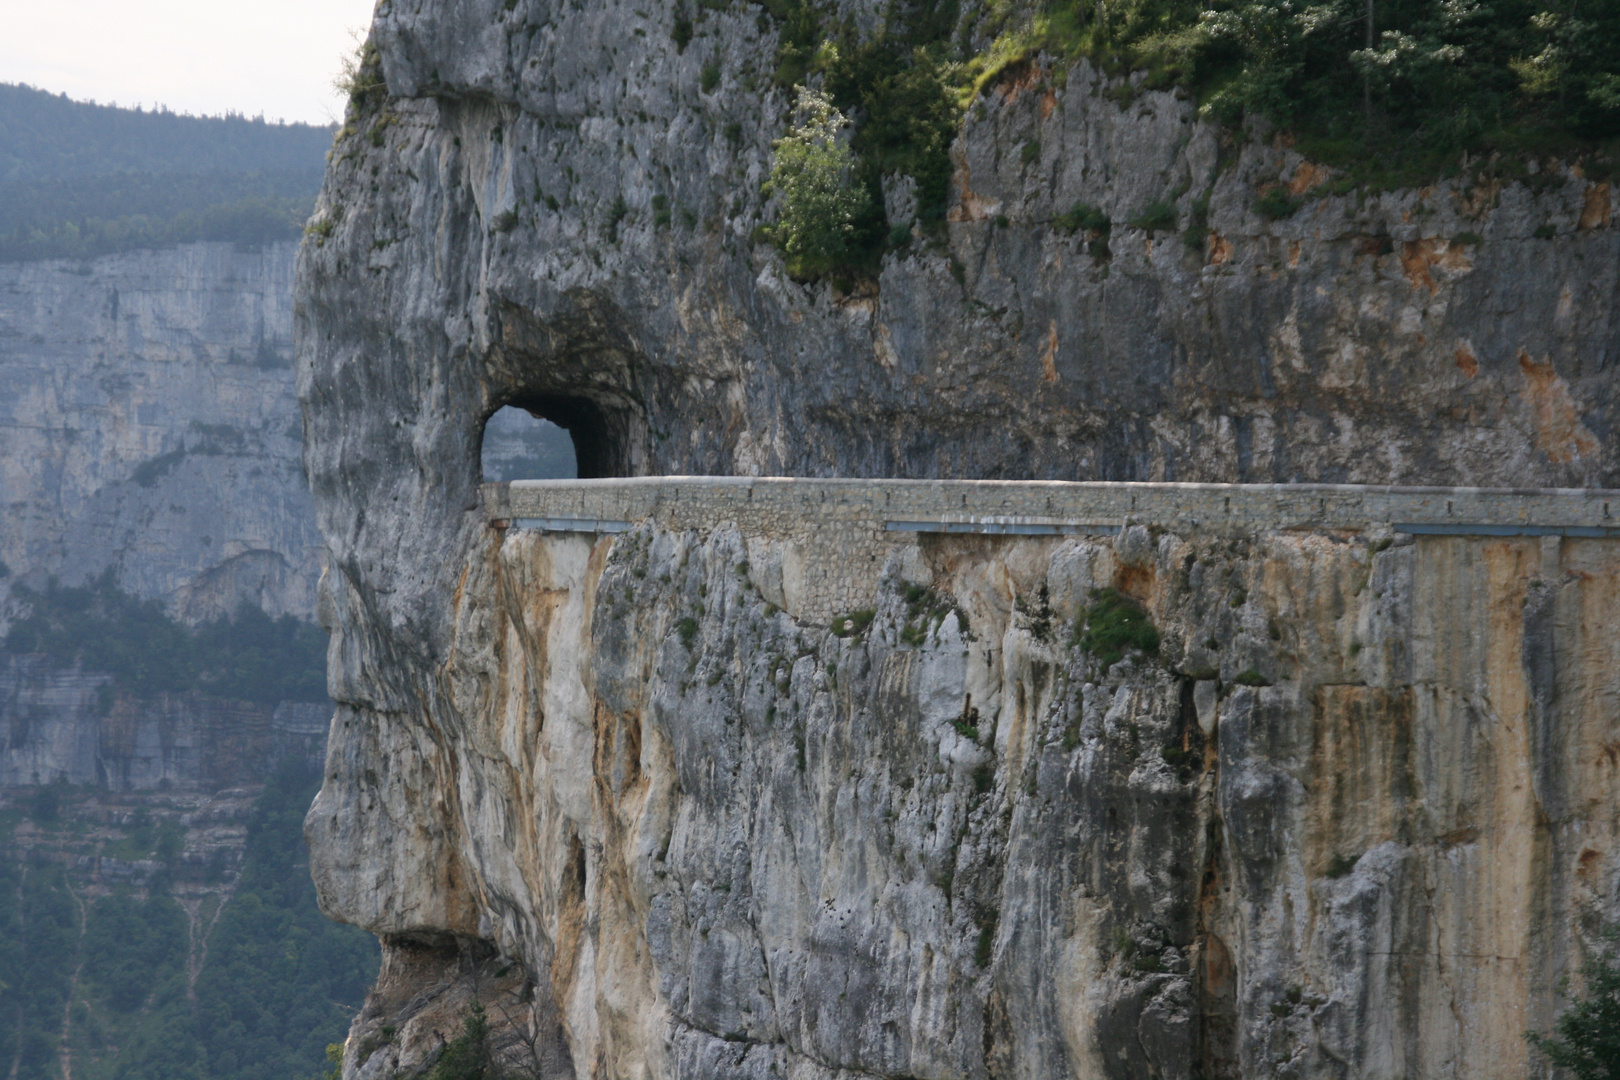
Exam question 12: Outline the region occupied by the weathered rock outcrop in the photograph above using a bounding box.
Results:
[300,0,1616,502]
[0,241,321,621]
[295,1,1620,1077]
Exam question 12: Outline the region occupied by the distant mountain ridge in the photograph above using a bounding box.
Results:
[0,83,332,261]
[0,83,333,181]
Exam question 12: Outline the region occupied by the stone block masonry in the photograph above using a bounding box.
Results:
[485,477,1620,622]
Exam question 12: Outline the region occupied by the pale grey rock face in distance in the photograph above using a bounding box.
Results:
[0,241,321,624]
[482,406,578,481]
[0,652,329,790]
[0,241,334,795]
[295,0,1620,1076]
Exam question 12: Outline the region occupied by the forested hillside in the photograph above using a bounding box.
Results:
[5,576,329,704]
[0,578,361,1078]
[0,84,331,262]
[0,763,377,1080]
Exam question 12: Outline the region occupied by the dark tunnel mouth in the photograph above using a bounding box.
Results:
[497,393,632,480]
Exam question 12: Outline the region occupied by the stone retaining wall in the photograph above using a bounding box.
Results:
[487,477,1620,536]
[484,478,1620,622]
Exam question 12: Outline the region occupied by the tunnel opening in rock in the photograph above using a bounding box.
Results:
[482,394,638,480]
[481,406,577,481]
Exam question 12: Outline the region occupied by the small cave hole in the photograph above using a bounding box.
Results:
[481,406,578,481]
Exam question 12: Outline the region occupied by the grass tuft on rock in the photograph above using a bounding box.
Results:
[674,617,699,650]
[1072,588,1160,668]
[1128,200,1177,233]
[831,608,876,638]
[1324,852,1360,878]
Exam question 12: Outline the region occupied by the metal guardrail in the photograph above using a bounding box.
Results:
[1393,522,1620,539]
[885,519,1121,536]
[509,516,633,534]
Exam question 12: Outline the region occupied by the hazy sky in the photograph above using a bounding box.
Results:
[0,0,378,126]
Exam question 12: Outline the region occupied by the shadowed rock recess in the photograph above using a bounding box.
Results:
[295,1,1620,1077]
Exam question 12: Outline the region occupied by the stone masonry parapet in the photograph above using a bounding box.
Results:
[484,478,1620,539]
[484,478,1620,622]
[482,476,1620,621]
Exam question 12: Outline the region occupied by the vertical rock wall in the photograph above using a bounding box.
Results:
[0,654,330,789]
[0,241,319,622]
[309,521,1620,1080]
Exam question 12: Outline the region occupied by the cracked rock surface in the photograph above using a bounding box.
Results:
[0,241,318,621]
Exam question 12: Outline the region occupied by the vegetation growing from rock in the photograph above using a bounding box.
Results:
[1054,199,1110,234]
[762,0,966,280]
[763,88,875,281]
[1527,928,1620,1080]
[898,580,966,646]
[1072,588,1160,667]
[821,20,964,225]
[4,575,328,703]
[831,608,877,637]
[428,1005,499,1080]
[972,0,1620,180]
[334,38,388,114]
[674,616,701,650]
[1127,199,1178,232]
[1324,851,1361,878]
[757,0,1620,280]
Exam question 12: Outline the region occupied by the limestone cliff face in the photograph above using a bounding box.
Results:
[310,521,1620,1080]
[296,2,1619,1077]
[0,242,320,622]
[0,654,329,790]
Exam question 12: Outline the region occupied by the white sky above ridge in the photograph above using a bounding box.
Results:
[0,0,379,126]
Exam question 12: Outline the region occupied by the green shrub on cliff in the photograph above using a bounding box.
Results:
[821,32,964,228]
[763,88,874,281]
[1073,588,1160,668]
[831,608,876,638]
[429,1004,498,1080]
[1528,928,1620,1079]
[756,0,966,281]
[751,0,1620,242]
[335,37,388,113]
[972,0,1620,181]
